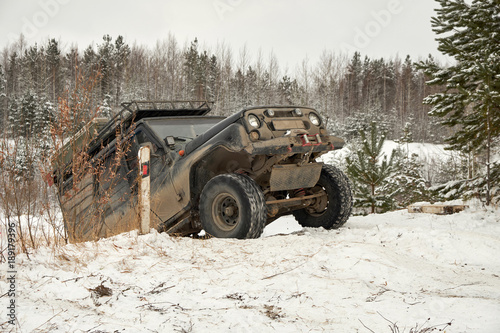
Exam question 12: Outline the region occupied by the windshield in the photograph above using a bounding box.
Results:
[145,117,225,141]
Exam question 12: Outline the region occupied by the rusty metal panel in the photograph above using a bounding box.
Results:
[270,163,322,191]
[272,119,305,130]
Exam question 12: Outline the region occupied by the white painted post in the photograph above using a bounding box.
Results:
[138,144,151,234]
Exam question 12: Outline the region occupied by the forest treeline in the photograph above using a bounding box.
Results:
[0,33,446,142]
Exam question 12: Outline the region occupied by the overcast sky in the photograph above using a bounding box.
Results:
[0,0,445,68]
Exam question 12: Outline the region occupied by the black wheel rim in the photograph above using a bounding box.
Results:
[212,193,240,231]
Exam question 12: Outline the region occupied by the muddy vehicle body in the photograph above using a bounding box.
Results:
[54,101,352,242]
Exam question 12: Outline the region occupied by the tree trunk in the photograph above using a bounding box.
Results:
[371,183,375,214]
[485,104,491,206]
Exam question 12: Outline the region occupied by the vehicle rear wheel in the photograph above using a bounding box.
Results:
[293,164,352,229]
[200,173,266,239]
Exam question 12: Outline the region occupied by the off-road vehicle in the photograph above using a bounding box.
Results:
[52,101,352,242]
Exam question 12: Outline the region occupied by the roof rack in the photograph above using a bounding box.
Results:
[121,100,213,116]
[88,100,214,157]
[53,100,216,172]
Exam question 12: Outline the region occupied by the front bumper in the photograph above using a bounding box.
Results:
[243,134,345,156]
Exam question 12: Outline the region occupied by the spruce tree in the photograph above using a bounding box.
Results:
[398,120,414,158]
[387,149,430,208]
[278,75,299,104]
[207,55,219,102]
[197,50,211,101]
[419,0,500,205]
[45,38,61,102]
[64,47,80,92]
[98,34,115,99]
[82,45,97,77]
[184,38,200,99]
[346,51,363,112]
[346,121,395,213]
[22,44,44,95]
[8,92,51,140]
[113,36,130,106]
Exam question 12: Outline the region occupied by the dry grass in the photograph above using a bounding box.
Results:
[0,68,142,261]
[359,313,453,333]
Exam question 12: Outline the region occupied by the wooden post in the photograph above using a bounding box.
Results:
[139,144,151,234]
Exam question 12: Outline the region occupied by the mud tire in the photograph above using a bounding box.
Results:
[293,164,352,229]
[200,173,266,239]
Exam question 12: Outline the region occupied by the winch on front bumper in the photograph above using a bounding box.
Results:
[243,134,345,155]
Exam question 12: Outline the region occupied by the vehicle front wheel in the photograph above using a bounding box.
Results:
[199,173,266,239]
[293,164,352,229]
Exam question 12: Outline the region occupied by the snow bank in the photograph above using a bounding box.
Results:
[322,140,461,165]
[2,208,499,332]
[382,141,460,161]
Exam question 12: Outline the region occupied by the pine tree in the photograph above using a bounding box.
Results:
[398,120,414,158]
[45,38,61,102]
[245,66,258,105]
[278,75,299,104]
[23,44,42,94]
[418,0,500,205]
[64,46,80,92]
[387,149,430,208]
[8,91,51,140]
[197,50,211,101]
[6,51,19,98]
[346,51,363,112]
[206,53,219,102]
[368,57,385,112]
[232,68,246,108]
[113,35,130,106]
[401,55,414,125]
[98,34,115,99]
[82,45,97,76]
[346,121,396,213]
[184,38,200,99]
[361,55,374,110]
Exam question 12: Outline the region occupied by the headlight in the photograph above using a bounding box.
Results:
[308,112,321,126]
[266,109,275,117]
[248,114,260,128]
[293,108,302,116]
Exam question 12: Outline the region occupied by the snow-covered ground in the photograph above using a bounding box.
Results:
[321,140,462,174]
[2,207,499,332]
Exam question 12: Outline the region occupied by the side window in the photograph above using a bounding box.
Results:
[135,131,148,145]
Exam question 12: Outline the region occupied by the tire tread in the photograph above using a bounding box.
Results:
[293,164,352,229]
[200,173,266,239]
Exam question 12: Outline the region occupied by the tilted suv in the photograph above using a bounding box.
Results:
[53,101,352,242]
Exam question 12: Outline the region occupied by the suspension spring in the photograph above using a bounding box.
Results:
[294,188,306,197]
